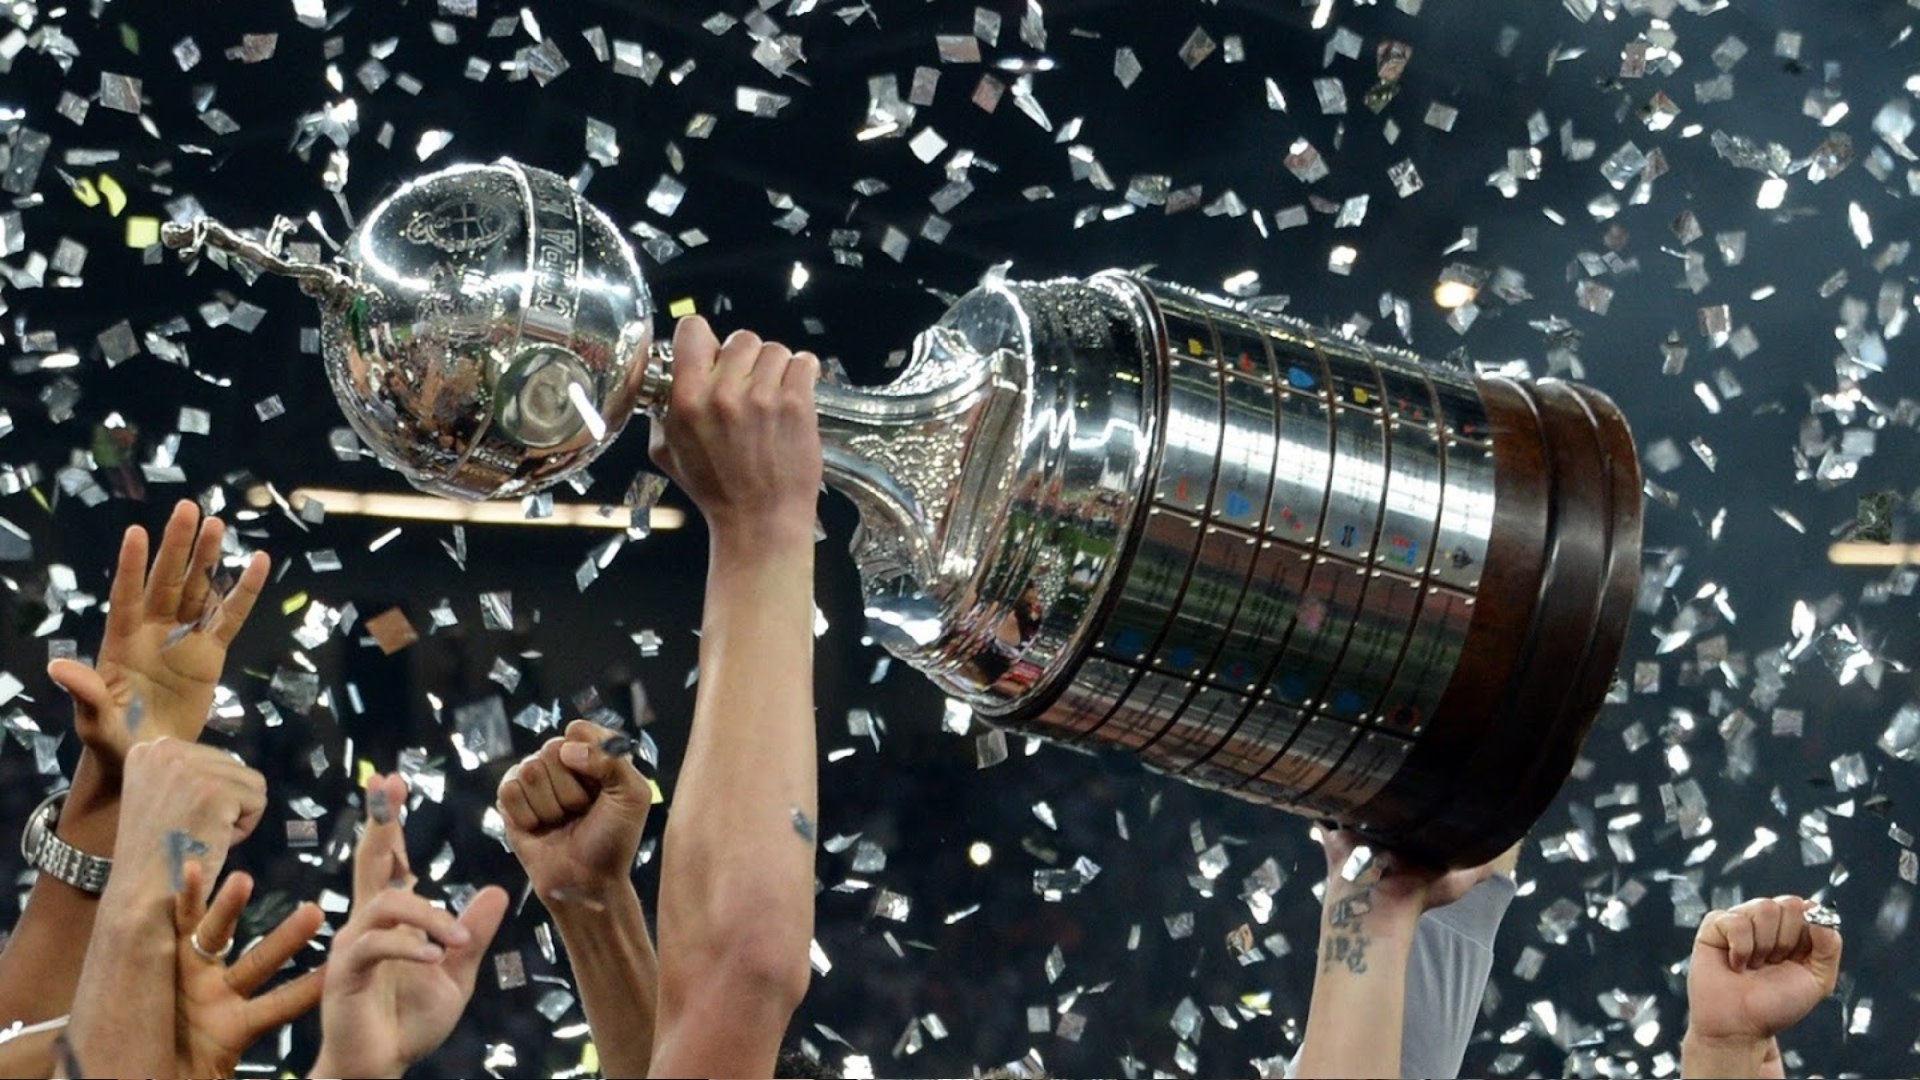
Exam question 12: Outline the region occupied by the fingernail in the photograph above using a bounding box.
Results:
[368,788,393,825]
[447,923,472,945]
[599,734,636,758]
[561,741,592,768]
[418,943,445,962]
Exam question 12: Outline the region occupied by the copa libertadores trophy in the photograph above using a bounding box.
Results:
[162,159,1641,866]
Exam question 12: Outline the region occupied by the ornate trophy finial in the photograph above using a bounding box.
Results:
[159,158,1642,866]
[160,217,364,311]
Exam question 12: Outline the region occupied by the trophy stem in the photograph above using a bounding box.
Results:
[639,334,1011,603]
[160,218,364,311]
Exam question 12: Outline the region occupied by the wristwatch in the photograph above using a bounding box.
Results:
[20,792,112,895]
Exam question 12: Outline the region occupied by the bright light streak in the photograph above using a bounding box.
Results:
[288,486,682,530]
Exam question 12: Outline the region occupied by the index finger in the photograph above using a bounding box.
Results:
[229,902,324,997]
[352,773,414,905]
[672,314,720,387]
[209,550,271,647]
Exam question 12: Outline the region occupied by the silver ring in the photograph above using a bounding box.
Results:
[188,929,229,963]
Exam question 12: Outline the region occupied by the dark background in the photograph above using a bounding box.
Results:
[1,0,1917,1076]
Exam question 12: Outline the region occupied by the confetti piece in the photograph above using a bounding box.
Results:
[96,174,127,217]
[124,216,160,248]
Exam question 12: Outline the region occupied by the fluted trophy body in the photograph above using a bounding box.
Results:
[161,159,1642,866]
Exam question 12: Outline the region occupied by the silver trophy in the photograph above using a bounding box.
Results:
[163,159,1642,865]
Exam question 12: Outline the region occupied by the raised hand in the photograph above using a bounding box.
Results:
[311,773,509,1079]
[1314,826,1503,926]
[498,721,662,1079]
[53,500,270,779]
[66,739,269,1077]
[1686,897,1841,1051]
[647,315,823,545]
[171,861,325,1078]
[498,719,653,904]
[112,738,269,900]
[1294,828,1518,1080]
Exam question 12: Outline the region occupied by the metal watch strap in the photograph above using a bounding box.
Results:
[21,793,112,895]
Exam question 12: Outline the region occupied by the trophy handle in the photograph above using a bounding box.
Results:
[160,218,364,311]
[639,328,1020,617]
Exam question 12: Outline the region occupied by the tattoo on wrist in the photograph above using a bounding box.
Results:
[1321,885,1376,974]
[165,830,207,894]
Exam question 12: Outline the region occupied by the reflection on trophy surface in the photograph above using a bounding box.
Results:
[162,157,1642,866]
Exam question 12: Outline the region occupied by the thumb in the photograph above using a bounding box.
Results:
[1805,925,1843,993]
[49,659,120,744]
[558,720,650,808]
[48,653,112,718]
[647,413,672,475]
[446,885,510,990]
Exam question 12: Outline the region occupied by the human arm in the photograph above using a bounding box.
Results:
[0,501,267,1025]
[645,317,823,1079]
[1388,842,1519,1080]
[1680,896,1841,1079]
[310,773,509,1079]
[0,1021,66,1078]
[64,737,268,1077]
[498,721,659,1078]
[1292,829,1508,1080]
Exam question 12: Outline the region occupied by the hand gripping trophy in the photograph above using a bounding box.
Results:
[163,159,1641,866]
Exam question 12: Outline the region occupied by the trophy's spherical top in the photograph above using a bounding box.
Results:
[320,159,656,500]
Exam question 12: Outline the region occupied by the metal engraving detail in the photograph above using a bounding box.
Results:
[401,192,518,254]
[841,427,970,527]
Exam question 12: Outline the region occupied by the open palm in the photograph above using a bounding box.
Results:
[53,501,268,776]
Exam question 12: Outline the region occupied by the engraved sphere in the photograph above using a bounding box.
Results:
[320,159,656,500]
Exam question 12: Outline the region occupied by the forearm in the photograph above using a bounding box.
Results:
[660,531,817,979]
[0,758,117,1023]
[65,875,174,1078]
[1681,1031,1772,1078]
[551,887,659,1079]
[1294,904,1420,1080]
[0,1023,62,1077]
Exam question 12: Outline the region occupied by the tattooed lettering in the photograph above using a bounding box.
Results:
[1320,885,1376,974]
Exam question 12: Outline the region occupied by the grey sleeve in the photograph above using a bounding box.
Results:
[1282,873,1517,1080]
[1397,873,1516,1079]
